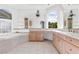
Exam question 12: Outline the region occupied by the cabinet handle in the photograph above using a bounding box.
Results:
[70,40,72,41]
[69,49,72,51]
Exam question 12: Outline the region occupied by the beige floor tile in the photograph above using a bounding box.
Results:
[8,41,58,54]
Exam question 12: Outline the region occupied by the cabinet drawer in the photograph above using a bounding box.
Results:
[65,36,79,47]
[55,32,65,39]
[53,32,79,54]
[64,41,79,54]
[72,39,79,47]
[65,36,73,43]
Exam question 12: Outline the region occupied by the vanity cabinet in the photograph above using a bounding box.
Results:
[63,40,79,54]
[53,32,79,54]
[29,31,36,41]
[53,32,64,53]
[29,31,43,42]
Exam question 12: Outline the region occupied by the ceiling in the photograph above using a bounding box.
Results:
[0,4,54,10]
[0,4,79,14]
[0,4,79,10]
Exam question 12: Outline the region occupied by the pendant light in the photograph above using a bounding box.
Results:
[36,10,40,17]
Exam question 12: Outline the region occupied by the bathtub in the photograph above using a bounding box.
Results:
[0,32,27,53]
[0,33,23,40]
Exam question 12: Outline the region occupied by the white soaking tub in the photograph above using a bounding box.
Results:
[0,33,23,40]
[0,32,27,53]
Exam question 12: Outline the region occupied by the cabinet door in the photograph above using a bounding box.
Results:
[36,31,43,41]
[29,31,36,41]
[53,33,64,53]
[53,33,58,47]
[65,36,79,47]
[63,40,69,54]
[29,31,43,42]
[58,39,64,53]
[56,37,64,53]
[63,40,79,54]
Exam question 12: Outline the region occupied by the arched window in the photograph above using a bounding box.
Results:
[47,11,58,28]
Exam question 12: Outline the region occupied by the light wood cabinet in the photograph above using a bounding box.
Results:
[53,32,64,53]
[29,31,36,41]
[29,31,43,42]
[65,36,79,47]
[53,32,79,54]
[63,40,79,54]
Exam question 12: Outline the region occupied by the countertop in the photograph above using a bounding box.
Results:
[51,29,79,40]
[29,28,79,40]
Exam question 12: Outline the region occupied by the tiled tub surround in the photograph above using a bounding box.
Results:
[0,33,28,53]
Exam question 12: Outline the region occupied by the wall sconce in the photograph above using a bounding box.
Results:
[69,10,75,18]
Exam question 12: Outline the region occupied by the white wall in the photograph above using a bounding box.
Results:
[12,9,47,29]
[30,9,46,28]
[1,4,79,30]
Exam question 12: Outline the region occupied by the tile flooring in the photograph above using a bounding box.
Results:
[8,41,58,54]
[7,33,58,54]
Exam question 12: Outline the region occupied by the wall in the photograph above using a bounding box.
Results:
[1,4,79,30]
[73,9,79,28]
[12,9,47,30]
[46,4,79,29]
[62,4,79,29]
